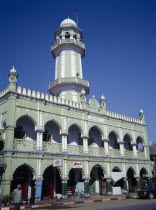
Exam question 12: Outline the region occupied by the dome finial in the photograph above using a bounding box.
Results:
[10,66,16,73]
[60,18,77,28]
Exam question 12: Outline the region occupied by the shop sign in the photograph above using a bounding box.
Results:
[53,159,62,167]
[73,162,82,168]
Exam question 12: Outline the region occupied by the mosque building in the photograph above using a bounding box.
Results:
[0,18,151,200]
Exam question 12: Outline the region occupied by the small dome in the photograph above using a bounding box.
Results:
[140,109,144,113]
[101,94,105,100]
[10,66,16,73]
[60,17,77,28]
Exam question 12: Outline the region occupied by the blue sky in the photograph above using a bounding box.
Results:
[0,0,156,143]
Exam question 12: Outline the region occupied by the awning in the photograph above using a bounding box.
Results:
[111,172,125,182]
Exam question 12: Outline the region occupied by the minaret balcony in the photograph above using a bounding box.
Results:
[51,39,85,58]
[49,77,89,95]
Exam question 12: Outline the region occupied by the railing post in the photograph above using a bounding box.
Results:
[106,177,112,195]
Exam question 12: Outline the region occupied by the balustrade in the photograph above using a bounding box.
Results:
[109,149,120,157]
[14,139,36,151]
[68,144,83,155]
[88,146,104,156]
[124,150,134,158]
[137,151,145,159]
[42,142,62,153]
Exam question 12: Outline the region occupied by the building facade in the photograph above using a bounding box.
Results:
[0,18,151,200]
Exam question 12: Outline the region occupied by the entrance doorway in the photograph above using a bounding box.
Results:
[42,165,62,198]
[127,168,137,192]
[89,165,106,195]
[11,164,35,201]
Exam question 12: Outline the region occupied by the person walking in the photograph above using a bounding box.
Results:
[13,184,22,210]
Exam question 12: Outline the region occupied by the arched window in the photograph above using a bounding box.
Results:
[44,121,61,143]
[124,134,132,151]
[109,132,119,149]
[14,116,36,140]
[136,137,144,152]
[65,32,70,39]
[68,124,82,145]
[88,126,102,147]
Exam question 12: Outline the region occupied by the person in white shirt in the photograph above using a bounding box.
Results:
[13,184,22,210]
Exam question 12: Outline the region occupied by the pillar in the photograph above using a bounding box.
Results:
[83,137,88,154]
[84,179,90,197]
[136,177,141,190]
[1,157,12,196]
[103,139,109,156]
[35,179,43,200]
[62,134,68,153]
[106,177,112,195]
[62,179,68,198]
[119,142,124,157]
[36,130,43,151]
[144,144,149,159]
[132,143,137,158]
[123,178,128,192]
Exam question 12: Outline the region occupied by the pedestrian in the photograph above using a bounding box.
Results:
[13,184,22,210]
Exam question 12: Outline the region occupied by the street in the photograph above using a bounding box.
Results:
[35,199,156,210]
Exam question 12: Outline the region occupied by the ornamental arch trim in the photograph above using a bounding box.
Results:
[123,133,133,142]
[15,114,37,127]
[12,163,36,180]
[43,119,62,134]
[67,123,84,136]
[89,164,107,176]
[108,130,120,141]
[126,167,137,175]
[136,135,145,144]
[42,164,63,180]
[87,124,104,139]
[67,165,85,179]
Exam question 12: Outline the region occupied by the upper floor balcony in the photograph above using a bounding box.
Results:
[11,115,147,160]
[13,138,146,159]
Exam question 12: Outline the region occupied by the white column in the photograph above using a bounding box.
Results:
[95,169,99,194]
[83,137,88,154]
[71,51,76,77]
[144,144,148,158]
[132,143,137,157]
[104,139,109,156]
[61,52,65,78]
[62,135,68,153]
[119,142,124,157]
[36,131,43,150]
[63,159,68,179]
[54,168,56,197]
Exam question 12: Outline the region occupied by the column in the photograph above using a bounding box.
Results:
[103,139,109,156]
[36,130,43,151]
[62,134,68,153]
[119,142,124,157]
[132,143,137,158]
[144,144,149,159]
[62,179,68,199]
[123,177,128,192]
[83,137,88,154]
[35,179,43,200]
[136,177,141,190]
[106,177,112,195]
[35,158,43,200]
[1,157,12,195]
[84,178,90,197]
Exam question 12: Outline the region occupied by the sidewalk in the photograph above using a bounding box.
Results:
[0,193,138,210]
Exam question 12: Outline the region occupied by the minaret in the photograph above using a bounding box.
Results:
[49,18,89,102]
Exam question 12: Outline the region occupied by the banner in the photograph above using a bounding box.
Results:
[111,172,125,182]
[73,162,82,168]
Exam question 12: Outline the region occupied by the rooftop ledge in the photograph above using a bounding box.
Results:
[0,86,144,125]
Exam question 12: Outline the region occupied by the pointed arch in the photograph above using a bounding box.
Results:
[88,125,104,139]
[44,119,62,133]
[127,167,137,176]
[16,114,37,126]
[89,164,107,176]
[108,130,119,140]
[112,166,122,172]
[12,163,36,179]
[67,123,83,137]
